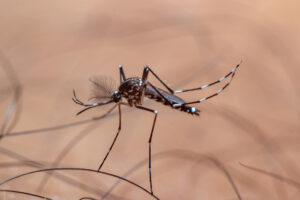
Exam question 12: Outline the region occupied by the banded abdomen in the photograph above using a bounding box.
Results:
[145,86,200,116]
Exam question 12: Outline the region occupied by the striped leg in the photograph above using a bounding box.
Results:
[72,90,97,107]
[173,61,241,107]
[72,90,113,115]
[174,61,241,94]
[144,61,241,96]
[135,105,158,195]
[98,104,122,171]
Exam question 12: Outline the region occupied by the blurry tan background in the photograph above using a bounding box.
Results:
[0,0,300,199]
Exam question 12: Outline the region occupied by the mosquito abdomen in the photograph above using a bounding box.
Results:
[145,86,200,116]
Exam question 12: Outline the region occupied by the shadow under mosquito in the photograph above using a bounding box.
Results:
[36,105,118,193]
[213,105,299,199]
[0,146,122,200]
[0,50,23,140]
[240,162,300,189]
[0,167,160,200]
[101,149,242,200]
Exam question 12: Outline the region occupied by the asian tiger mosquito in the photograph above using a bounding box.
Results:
[72,61,241,196]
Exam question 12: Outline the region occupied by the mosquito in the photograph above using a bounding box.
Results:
[72,61,241,197]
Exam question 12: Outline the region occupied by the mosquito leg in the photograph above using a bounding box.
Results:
[174,61,241,94]
[73,90,114,115]
[142,66,149,81]
[141,66,174,106]
[145,61,241,95]
[92,104,118,120]
[97,104,122,171]
[119,65,126,83]
[144,65,174,94]
[135,105,158,195]
[138,66,150,104]
[36,104,118,192]
[72,90,98,107]
[147,82,173,106]
[173,63,240,107]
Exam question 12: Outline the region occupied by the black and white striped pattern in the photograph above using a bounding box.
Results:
[173,60,241,107]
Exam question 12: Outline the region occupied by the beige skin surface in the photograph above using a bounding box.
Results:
[0,0,300,199]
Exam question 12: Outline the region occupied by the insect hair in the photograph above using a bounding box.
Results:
[240,162,300,189]
[0,167,160,200]
[0,51,22,140]
[102,149,242,200]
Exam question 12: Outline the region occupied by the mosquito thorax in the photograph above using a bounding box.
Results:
[111,90,121,102]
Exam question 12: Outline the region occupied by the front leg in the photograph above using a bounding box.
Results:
[98,104,122,171]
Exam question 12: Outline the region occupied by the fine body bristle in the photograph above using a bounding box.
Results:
[88,76,116,103]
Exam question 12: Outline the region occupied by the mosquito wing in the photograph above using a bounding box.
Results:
[88,76,116,103]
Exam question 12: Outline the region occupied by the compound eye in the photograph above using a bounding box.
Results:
[112,91,121,102]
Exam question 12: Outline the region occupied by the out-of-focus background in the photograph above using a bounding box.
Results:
[0,0,299,199]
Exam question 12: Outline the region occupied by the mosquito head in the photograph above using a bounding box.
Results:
[111,90,121,103]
